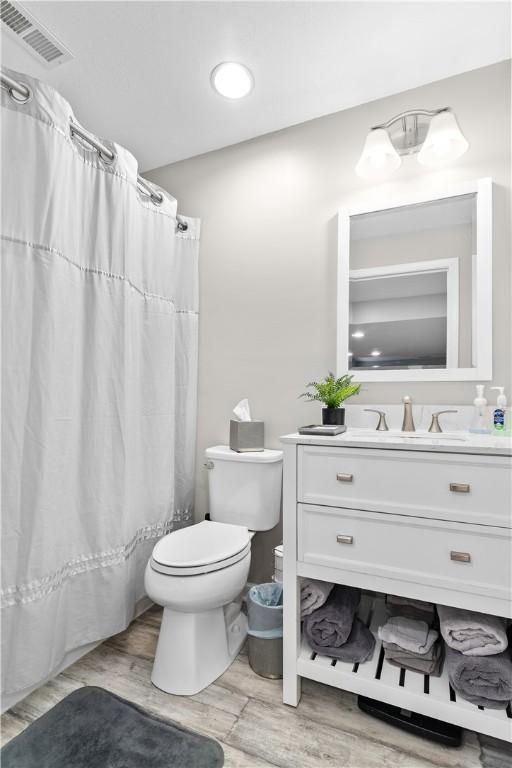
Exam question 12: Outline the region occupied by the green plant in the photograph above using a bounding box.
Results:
[300,372,361,409]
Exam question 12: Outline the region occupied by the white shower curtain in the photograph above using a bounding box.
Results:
[1,67,199,702]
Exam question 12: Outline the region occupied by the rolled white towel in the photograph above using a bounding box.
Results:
[301,579,334,618]
[438,605,508,656]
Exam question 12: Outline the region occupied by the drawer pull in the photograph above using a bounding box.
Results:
[450,483,470,493]
[336,535,354,545]
[450,550,471,563]
[336,473,353,483]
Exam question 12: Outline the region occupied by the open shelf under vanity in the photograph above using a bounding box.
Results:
[297,595,512,741]
[281,436,512,743]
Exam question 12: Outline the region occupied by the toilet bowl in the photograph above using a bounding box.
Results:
[145,521,252,695]
[145,445,283,696]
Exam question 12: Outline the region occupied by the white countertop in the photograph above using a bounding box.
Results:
[280,428,512,456]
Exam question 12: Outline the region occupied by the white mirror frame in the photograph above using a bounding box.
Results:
[337,177,493,382]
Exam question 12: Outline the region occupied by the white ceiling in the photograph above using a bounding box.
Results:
[350,272,446,303]
[349,317,447,362]
[2,1,510,171]
[351,194,475,240]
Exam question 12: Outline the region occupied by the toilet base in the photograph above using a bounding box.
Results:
[151,603,247,696]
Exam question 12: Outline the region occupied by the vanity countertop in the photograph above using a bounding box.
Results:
[280,428,512,456]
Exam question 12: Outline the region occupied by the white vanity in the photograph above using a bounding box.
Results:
[281,429,512,740]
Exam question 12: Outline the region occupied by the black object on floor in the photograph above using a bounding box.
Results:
[1,686,224,768]
[357,695,462,747]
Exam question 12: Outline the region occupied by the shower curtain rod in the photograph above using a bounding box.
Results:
[1,71,188,228]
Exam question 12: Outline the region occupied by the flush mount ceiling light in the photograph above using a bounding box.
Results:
[355,108,469,179]
[351,330,365,338]
[210,62,254,99]
[371,350,381,357]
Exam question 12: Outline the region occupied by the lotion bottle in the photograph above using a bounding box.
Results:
[491,387,507,433]
[469,385,490,434]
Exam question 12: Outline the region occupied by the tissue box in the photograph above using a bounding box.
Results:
[229,419,264,452]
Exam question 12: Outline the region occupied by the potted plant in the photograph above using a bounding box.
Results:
[300,372,361,426]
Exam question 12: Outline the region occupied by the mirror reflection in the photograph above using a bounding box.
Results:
[348,194,476,371]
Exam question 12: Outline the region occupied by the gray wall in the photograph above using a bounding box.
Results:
[147,61,511,580]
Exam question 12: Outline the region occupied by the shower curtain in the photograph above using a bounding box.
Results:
[1,67,199,702]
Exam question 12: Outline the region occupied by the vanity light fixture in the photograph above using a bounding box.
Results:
[355,108,469,179]
[210,62,254,99]
[351,330,365,338]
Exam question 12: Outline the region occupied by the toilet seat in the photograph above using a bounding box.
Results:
[150,520,251,576]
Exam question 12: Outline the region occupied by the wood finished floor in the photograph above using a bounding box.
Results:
[1,605,483,768]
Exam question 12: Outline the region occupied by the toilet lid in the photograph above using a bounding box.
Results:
[150,521,251,576]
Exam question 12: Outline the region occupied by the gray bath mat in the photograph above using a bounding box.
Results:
[1,686,224,768]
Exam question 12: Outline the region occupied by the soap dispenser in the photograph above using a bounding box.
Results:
[469,385,490,434]
[491,387,508,433]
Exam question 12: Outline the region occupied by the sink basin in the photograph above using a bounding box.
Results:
[348,430,468,443]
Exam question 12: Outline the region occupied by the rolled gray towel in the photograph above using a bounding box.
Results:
[438,605,508,656]
[300,579,334,618]
[302,585,360,647]
[305,616,375,664]
[446,646,512,709]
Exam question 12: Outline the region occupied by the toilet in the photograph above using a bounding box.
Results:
[144,445,283,695]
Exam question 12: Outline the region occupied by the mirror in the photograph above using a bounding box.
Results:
[337,178,493,382]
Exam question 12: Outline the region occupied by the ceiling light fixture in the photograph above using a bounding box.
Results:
[371,350,381,357]
[355,108,468,179]
[351,330,365,339]
[210,62,254,99]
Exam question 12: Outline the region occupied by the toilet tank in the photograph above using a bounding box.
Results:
[205,445,282,531]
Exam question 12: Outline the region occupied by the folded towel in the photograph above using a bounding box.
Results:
[383,639,439,662]
[438,605,508,656]
[378,616,438,654]
[384,642,444,677]
[446,646,512,709]
[300,579,334,618]
[302,585,360,647]
[306,617,375,664]
[385,595,436,625]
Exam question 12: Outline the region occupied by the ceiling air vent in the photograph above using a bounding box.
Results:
[1,0,73,68]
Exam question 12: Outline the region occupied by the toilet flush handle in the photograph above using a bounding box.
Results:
[204,460,214,470]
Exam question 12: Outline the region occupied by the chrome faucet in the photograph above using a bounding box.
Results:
[401,395,415,432]
[364,409,389,431]
[428,410,458,433]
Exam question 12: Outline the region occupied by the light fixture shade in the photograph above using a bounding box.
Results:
[417,110,469,167]
[355,128,401,179]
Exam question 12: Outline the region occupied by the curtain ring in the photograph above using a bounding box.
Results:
[150,191,164,206]
[177,220,188,232]
[98,147,116,166]
[8,83,32,105]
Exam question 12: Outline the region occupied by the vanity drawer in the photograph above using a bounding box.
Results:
[298,504,511,603]
[298,445,512,528]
